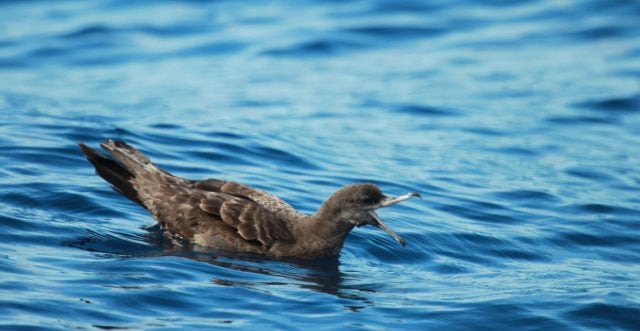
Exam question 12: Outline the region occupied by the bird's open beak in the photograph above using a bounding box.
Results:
[368,192,421,246]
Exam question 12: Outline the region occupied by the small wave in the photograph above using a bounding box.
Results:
[490,189,559,205]
[185,150,254,166]
[545,115,618,125]
[148,123,182,130]
[434,202,520,224]
[27,46,68,58]
[62,25,119,39]
[485,146,539,157]
[66,229,163,257]
[574,95,640,113]
[172,41,247,57]
[447,232,549,263]
[344,25,448,40]
[135,23,214,37]
[368,1,442,14]
[62,22,212,40]
[564,167,618,182]
[1,187,127,218]
[252,146,320,170]
[261,39,365,57]
[0,214,39,232]
[461,127,505,136]
[565,303,640,330]
[430,263,469,274]
[550,231,639,248]
[570,25,632,40]
[449,302,568,329]
[574,203,640,216]
[395,104,460,116]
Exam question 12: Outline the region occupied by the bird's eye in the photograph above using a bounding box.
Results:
[358,196,372,204]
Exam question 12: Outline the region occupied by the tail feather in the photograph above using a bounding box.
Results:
[100,139,157,174]
[79,143,143,206]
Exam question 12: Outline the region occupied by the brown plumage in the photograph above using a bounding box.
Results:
[79,140,420,259]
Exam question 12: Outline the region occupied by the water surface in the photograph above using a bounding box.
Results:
[1,0,639,330]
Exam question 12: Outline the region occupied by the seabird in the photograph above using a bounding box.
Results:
[79,140,420,259]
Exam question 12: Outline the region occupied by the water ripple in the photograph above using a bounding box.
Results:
[262,39,366,57]
[574,95,640,113]
[344,25,449,40]
[565,303,640,330]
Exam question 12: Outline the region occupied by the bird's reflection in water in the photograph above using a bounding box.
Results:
[188,248,375,306]
[69,226,376,306]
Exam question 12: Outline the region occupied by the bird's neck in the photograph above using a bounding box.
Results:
[297,203,355,256]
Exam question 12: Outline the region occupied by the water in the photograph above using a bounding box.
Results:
[1,0,639,329]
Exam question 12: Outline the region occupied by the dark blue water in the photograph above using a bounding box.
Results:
[1,0,639,329]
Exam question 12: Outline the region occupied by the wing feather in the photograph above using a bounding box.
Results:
[192,179,300,220]
[199,193,294,246]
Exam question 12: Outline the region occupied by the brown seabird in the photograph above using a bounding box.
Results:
[79,140,420,259]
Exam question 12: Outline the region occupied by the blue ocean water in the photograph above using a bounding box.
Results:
[1,0,639,329]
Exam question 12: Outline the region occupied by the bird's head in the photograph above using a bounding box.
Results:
[319,183,420,246]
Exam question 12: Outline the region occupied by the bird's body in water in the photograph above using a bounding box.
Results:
[80,140,420,259]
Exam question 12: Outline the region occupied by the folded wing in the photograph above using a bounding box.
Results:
[199,192,294,246]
